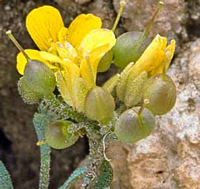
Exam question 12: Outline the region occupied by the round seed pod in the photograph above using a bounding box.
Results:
[24,60,56,96]
[143,74,176,115]
[45,120,78,150]
[114,108,155,143]
[18,76,42,104]
[98,50,113,72]
[84,86,115,124]
[113,31,151,69]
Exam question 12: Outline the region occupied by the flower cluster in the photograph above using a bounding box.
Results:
[17,6,116,112]
[9,4,176,146]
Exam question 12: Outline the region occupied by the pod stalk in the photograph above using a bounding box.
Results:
[142,1,164,38]
[112,0,126,32]
[138,106,144,115]
[6,30,30,61]
[136,1,164,49]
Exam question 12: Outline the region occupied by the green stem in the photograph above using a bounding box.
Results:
[58,166,87,189]
[138,106,144,115]
[6,30,30,61]
[0,160,14,189]
[43,93,95,124]
[33,113,51,189]
[81,127,104,189]
[131,1,163,58]
[142,1,164,38]
[39,145,51,189]
[112,0,126,32]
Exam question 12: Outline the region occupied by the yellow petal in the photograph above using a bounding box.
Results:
[17,49,53,75]
[26,6,64,50]
[79,29,116,87]
[80,44,111,87]
[75,78,90,113]
[80,58,96,88]
[89,44,111,63]
[56,62,80,110]
[39,51,63,63]
[79,29,116,55]
[150,39,176,76]
[131,34,167,77]
[58,27,69,44]
[164,39,176,70]
[56,70,73,107]
[67,14,102,49]
[56,42,78,64]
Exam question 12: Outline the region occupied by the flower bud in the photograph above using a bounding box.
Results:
[18,77,42,104]
[143,74,176,115]
[114,108,155,143]
[24,60,56,96]
[98,50,113,72]
[103,73,120,94]
[113,31,151,69]
[45,120,78,150]
[116,62,134,101]
[124,71,148,107]
[84,86,115,124]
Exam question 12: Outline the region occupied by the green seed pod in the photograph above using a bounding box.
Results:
[113,31,151,69]
[114,108,155,143]
[18,76,42,104]
[124,71,148,107]
[84,86,115,124]
[45,120,78,150]
[24,60,56,96]
[98,50,113,73]
[143,74,176,115]
[5,30,55,96]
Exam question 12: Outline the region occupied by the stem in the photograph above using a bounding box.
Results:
[39,145,51,189]
[42,93,93,124]
[81,127,104,189]
[58,166,87,189]
[138,106,144,115]
[6,30,30,61]
[112,0,126,32]
[33,114,51,189]
[129,1,164,63]
[142,1,164,38]
[135,1,164,50]
[0,160,14,189]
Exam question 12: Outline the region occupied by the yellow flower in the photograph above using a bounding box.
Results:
[17,5,116,112]
[128,34,176,79]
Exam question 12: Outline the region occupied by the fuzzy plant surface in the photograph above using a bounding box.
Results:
[0,1,177,189]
